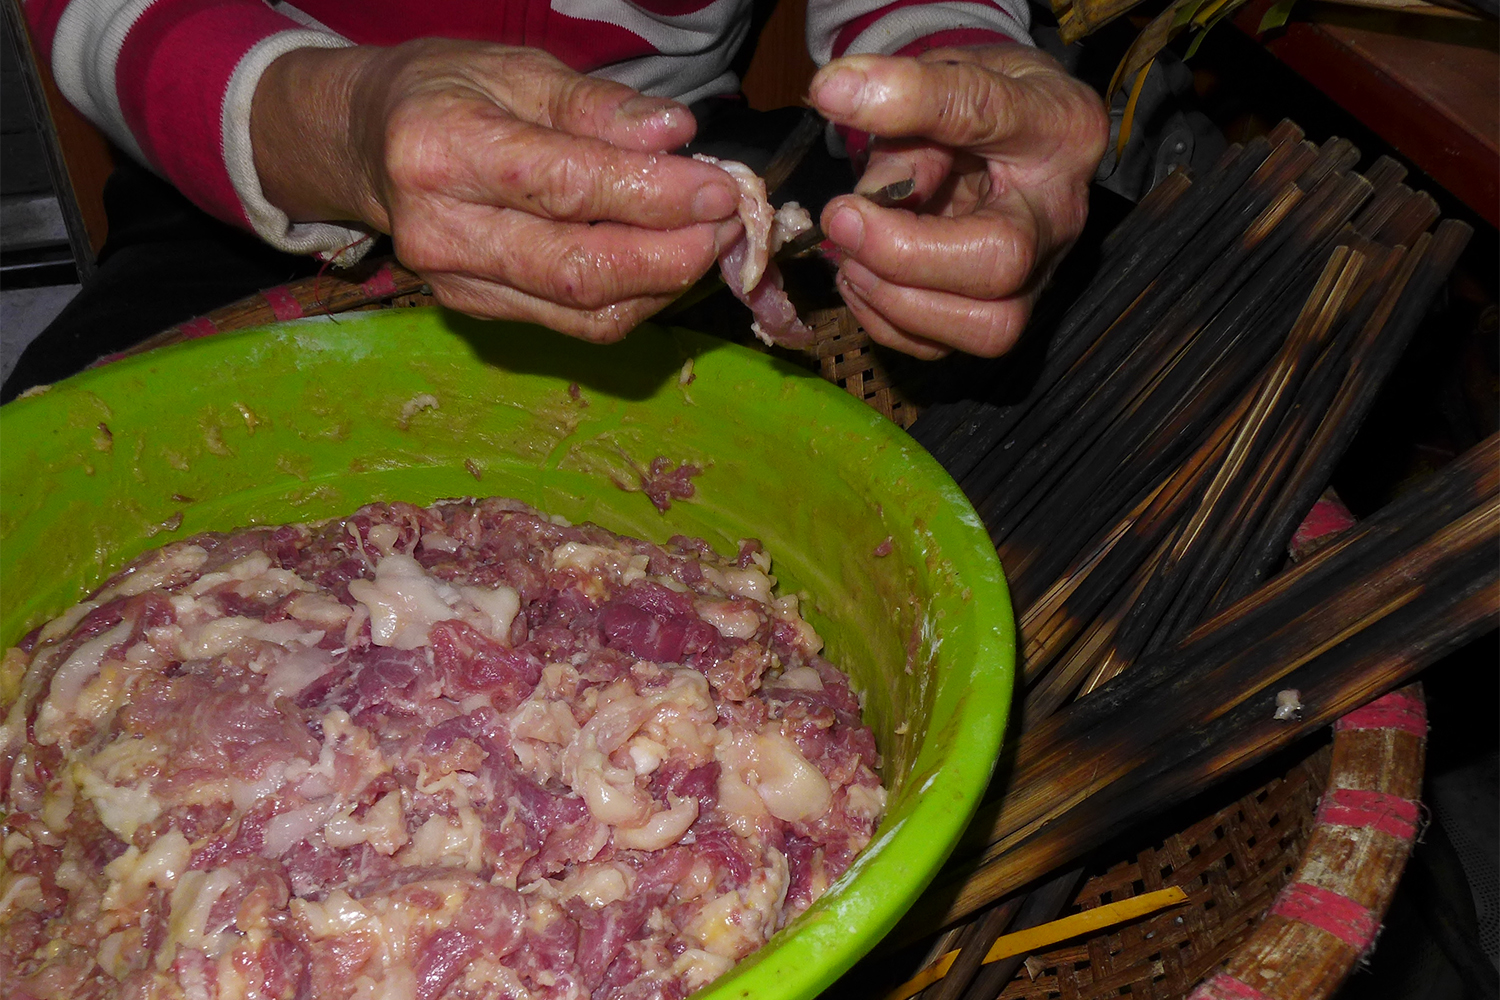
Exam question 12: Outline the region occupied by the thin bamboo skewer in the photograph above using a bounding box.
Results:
[1008,179,1392,710]
[1016,403,1244,692]
[934,567,1495,931]
[966,143,1324,513]
[1022,432,1497,763]
[976,180,1316,542]
[991,437,1497,853]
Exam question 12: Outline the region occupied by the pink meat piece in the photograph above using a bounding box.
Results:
[599,581,719,664]
[414,929,479,1000]
[430,620,543,711]
[693,155,773,292]
[738,263,814,348]
[694,155,816,348]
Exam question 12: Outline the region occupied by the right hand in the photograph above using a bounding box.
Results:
[251,39,743,342]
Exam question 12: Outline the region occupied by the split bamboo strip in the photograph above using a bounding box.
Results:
[880,131,1473,999]
[966,143,1325,517]
[1216,220,1473,609]
[914,129,1295,480]
[888,887,1190,1000]
[992,169,1374,595]
[903,454,1495,932]
[1020,434,1497,772]
[1094,245,1368,672]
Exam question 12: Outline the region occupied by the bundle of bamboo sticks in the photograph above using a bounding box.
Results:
[826,122,1487,999]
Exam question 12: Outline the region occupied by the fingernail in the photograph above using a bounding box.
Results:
[713,219,743,254]
[841,259,877,296]
[814,68,865,116]
[619,94,673,117]
[828,207,864,253]
[694,183,739,222]
[619,94,679,122]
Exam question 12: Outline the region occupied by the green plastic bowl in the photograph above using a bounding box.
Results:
[0,308,1013,999]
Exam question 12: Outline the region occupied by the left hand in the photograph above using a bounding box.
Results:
[808,45,1108,359]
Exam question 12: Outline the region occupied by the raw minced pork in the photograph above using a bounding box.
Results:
[0,497,886,1000]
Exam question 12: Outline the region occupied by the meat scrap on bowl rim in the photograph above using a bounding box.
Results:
[0,496,887,1000]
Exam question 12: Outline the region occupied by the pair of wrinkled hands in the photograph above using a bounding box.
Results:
[252,39,1108,359]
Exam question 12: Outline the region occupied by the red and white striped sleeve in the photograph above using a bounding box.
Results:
[807,0,1030,65]
[806,0,1032,163]
[23,0,371,262]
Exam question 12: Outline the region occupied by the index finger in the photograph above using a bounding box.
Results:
[392,104,740,229]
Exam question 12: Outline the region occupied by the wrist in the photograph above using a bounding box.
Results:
[251,45,384,229]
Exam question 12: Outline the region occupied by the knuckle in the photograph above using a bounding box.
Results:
[981,223,1038,297]
[970,301,1028,357]
[390,217,456,274]
[428,279,489,318]
[553,246,613,309]
[383,112,452,193]
[536,156,599,220]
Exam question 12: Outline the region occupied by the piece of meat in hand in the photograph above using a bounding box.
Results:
[693,155,816,348]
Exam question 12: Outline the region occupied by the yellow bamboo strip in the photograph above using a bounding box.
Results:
[882,886,1191,1000]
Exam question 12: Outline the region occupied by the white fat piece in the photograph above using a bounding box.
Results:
[769,202,814,253]
[716,728,832,826]
[348,553,519,649]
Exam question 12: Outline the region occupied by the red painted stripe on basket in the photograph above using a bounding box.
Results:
[1292,494,1356,545]
[361,262,399,298]
[1189,972,1270,1000]
[1334,688,1427,737]
[1270,882,1379,949]
[262,286,304,321]
[1317,788,1420,840]
[179,317,219,340]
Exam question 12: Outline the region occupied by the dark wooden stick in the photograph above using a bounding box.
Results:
[1129,245,1370,652]
[870,135,1471,995]
[1021,432,1497,766]
[926,897,1024,1000]
[978,444,1494,857]
[972,179,1318,539]
[990,173,1373,590]
[958,870,1085,999]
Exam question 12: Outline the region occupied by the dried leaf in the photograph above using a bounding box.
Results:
[1190,0,1236,28]
[1259,0,1300,31]
[1171,0,1210,29]
[1186,0,1255,59]
[1106,0,1197,99]
[1060,0,1155,44]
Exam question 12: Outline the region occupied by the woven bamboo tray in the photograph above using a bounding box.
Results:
[105,256,1427,1000]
